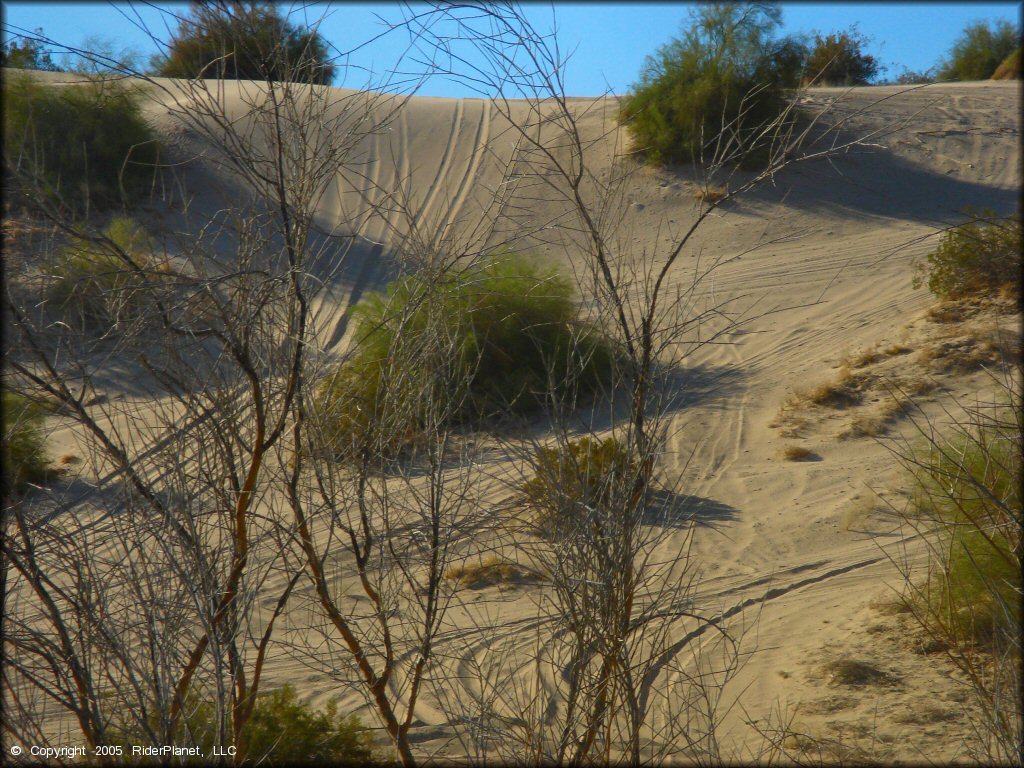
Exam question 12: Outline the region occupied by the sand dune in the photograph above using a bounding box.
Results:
[22,76,1021,762]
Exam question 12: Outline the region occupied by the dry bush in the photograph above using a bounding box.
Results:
[916,327,1017,373]
[694,183,729,202]
[781,445,816,461]
[821,658,898,687]
[444,556,540,590]
[789,366,866,409]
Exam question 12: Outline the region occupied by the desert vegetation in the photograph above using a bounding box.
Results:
[803,28,881,86]
[886,370,1021,763]
[2,73,159,212]
[154,1,335,84]
[939,19,1021,81]
[315,255,616,459]
[618,3,798,165]
[1,391,51,497]
[913,210,1021,300]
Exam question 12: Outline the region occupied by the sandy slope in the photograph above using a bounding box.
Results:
[33,78,1021,761]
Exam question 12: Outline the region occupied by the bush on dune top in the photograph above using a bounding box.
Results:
[618,2,800,167]
[316,255,617,459]
[2,73,159,212]
[939,19,1020,81]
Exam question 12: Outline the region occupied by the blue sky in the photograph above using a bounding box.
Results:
[2,2,1020,97]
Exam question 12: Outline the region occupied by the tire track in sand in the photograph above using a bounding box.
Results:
[439,100,491,243]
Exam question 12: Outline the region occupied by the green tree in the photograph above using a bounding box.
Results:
[803,28,881,85]
[619,2,794,166]
[155,1,335,84]
[939,19,1019,81]
[1,29,59,71]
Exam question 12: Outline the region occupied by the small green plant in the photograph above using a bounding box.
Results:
[46,216,162,329]
[2,391,51,496]
[913,211,1021,300]
[3,73,159,211]
[522,436,641,538]
[316,255,616,458]
[939,19,1020,81]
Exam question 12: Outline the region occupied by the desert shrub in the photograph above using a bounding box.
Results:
[110,685,373,765]
[2,391,51,497]
[802,28,881,86]
[913,211,1021,300]
[907,406,1021,647]
[156,1,334,84]
[2,73,159,211]
[1,28,59,71]
[619,2,797,166]
[522,436,641,539]
[890,67,936,85]
[46,216,163,330]
[991,46,1021,80]
[444,556,540,589]
[939,19,1020,81]
[317,256,616,458]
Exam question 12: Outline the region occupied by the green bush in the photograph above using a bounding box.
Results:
[939,19,1020,81]
[912,211,1021,300]
[803,28,881,86]
[619,3,797,166]
[522,437,641,539]
[909,410,1021,646]
[2,391,51,497]
[0,28,59,71]
[2,73,159,211]
[317,256,616,458]
[156,1,335,84]
[46,216,163,330]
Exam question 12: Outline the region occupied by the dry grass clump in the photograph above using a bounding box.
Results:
[789,366,866,409]
[916,326,1018,373]
[694,183,728,202]
[821,658,898,687]
[781,445,817,461]
[926,300,978,324]
[841,341,914,369]
[444,556,539,589]
[891,702,959,725]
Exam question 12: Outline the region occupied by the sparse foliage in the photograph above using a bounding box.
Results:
[45,216,164,330]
